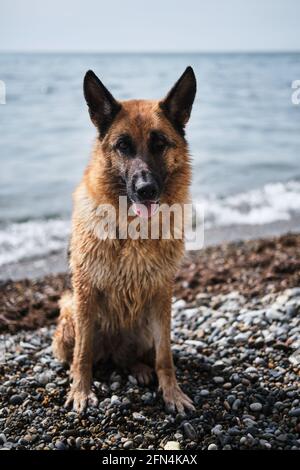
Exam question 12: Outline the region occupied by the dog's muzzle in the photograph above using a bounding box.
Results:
[130,173,161,218]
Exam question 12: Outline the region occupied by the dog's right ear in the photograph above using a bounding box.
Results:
[83,70,121,136]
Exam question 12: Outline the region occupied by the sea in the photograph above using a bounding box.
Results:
[1,52,300,278]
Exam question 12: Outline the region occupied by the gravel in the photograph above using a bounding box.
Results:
[1,287,300,450]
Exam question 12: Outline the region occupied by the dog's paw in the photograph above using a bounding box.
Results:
[161,384,195,414]
[65,388,98,413]
[130,363,154,385]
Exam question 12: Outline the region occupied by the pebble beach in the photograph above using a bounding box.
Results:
[1,233,300,450]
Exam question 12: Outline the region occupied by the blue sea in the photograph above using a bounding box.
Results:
[1,53,300,273]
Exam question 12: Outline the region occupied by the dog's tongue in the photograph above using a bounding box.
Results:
[132,202,159,218]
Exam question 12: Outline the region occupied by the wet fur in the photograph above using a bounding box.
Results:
[53,69,196,413]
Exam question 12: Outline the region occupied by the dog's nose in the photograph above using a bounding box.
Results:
[135,181,159,201]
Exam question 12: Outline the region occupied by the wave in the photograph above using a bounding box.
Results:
[198,180,300,228]
[0,180,300,267]
[0,219,70,267]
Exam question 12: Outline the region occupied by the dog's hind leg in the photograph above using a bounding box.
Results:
[52,291,75,364]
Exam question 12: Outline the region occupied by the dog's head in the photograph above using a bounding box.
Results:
[84,67,196,216]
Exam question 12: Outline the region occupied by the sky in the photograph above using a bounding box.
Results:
[1,0,300,53]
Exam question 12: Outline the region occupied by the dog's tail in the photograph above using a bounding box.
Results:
[52,291,75,364]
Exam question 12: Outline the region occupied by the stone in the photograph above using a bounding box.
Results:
[289,349,300,366]
[173,299,186,310]
[289,408,300,417]
[37,372,54,385]
[213,376,224,385]
[75,437,82,449]
[232,399,242,411]
[110,382,120,391]
[211,425,223,436]
[249,403,262,412]
[132,412,146,422]
[110,395,121,406]
[208,443,218,450]
[123,440,133,449]
[9,394,23,405]
[235,333,251,343]
[128,375,137,385]
[141,392,153,404]
[164,441,180,450]
[182,422,197,440]
[55,440,66,450]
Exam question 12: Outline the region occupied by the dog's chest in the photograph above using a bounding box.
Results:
[89,238,182,294]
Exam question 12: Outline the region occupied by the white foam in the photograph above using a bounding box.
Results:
[1,180,300,267]
[0,219,70,267]
[197,181,300,228]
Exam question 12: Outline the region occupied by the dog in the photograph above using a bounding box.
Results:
[52,66,197,413]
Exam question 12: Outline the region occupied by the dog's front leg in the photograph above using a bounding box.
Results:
[153,289,195,414]
[65,280,98,413]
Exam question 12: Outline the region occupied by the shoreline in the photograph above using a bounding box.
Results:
[2,217,300,282]
[0,232,300,333]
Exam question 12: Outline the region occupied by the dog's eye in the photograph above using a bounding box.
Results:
[154,139,167,151]
[150,132,169,153]
[116,137,133,155]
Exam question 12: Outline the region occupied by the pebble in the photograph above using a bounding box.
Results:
[15,354,28,364]
[55,440,66,450]
[141,392,153,404]
[182,422,197,440]
[75,437,82,449]
[110,395,121,406]
[249,403,263,412]
[9,394,24,405]
[212,424,223,436]
[132,412,146,422]
[208,443,218,450]
[173,299,186,310]
[164,441,180,450]
[213,376,224,385]
[289,349,300,366]
[235,333,250,343]
[37,372,54,385]
[45,382,56,390]
[232,399,242,411]
[110,382,120,391]
[289,408,300,417]
[128,375,137,385]
[133,434,143,444]
[123,440,133,449]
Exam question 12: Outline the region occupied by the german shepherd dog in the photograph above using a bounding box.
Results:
[52,66,197,413]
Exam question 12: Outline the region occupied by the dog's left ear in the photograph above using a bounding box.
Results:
[160,66,196,135]
[84,70,121,136]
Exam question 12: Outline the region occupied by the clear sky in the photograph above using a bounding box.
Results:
[1,0,300,52]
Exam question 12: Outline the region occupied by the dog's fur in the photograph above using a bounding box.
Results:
[52,67,197,413]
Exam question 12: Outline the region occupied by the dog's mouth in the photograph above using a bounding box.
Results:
[131,200,160,218]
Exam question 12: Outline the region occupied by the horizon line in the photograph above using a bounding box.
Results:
[0,49,300,55]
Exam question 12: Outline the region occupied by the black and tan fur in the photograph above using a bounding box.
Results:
[52,67,197,413]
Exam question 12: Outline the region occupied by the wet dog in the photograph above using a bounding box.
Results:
[52,66,197,413]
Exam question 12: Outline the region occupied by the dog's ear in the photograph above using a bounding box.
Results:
[84,70,121,136]
[160,66,196,136]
